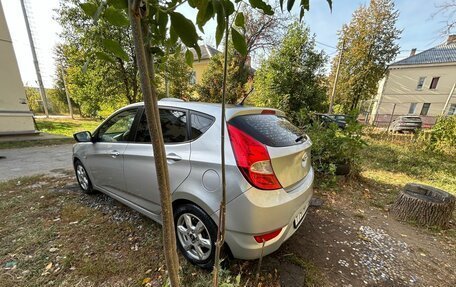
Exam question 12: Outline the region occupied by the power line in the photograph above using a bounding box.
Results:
[316,40,337,49]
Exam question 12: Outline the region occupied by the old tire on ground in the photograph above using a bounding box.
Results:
[390,183,455,228]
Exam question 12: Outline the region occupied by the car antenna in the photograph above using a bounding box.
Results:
[237,86,254,106]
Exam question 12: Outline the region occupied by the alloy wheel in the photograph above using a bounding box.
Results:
[176,213,212,261]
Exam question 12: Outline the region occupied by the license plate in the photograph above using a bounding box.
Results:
[293,209,307,228]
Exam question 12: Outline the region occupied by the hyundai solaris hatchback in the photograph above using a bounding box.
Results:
[73,99,314,268]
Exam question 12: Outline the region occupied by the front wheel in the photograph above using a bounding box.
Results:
[74,159,94,194]
[174,204,217,269]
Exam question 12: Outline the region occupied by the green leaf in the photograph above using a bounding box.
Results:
[169,12,199,48]
[301,0,309,10]
[82,58,90,73]
[95,51,115,64]
[107,0,128,9]
[221,0,235,16]
[300,7,304,20]
[231,27,247,56]
[248,0,273,15]
[185,49,194,67]
[287,0,296,12]
[194,44,202,60]
[196,1,213,32]
[279,0,284,11]
[169,26,178,45]
[327,0,332,11]
[79,2,97,18]
[157,10,168,37]
[102,39,129,61]
[103,7,129,26]
[215,1,225,47]
[150,47,165,57]
[235,12,244,27]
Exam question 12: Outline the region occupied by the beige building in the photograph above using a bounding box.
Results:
[190,44,220,84]
[0,2,35,135]
[371,36,456,128]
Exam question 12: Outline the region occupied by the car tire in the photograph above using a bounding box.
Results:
[174,203,218,269]
[74,159,94,194]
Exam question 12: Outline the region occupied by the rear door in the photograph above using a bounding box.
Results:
[228,113,311,190]
[123,107,191,214]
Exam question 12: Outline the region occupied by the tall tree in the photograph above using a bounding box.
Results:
[56,0,140,116]
[197,46,251,104]
[252,22,328,126]
[196,5,289,104]
[329,0,401,112]
[434,0,456,34]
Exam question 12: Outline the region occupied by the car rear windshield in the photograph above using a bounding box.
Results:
[228,114,305,147]
[403,117,422,122]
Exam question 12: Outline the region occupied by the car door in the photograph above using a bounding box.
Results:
[84,108,139,196]
[123,107,191,215]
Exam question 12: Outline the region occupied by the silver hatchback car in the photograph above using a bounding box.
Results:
[73,99,314,269]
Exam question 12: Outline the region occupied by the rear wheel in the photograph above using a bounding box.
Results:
[74,159,94,194]
[174,204,217,269]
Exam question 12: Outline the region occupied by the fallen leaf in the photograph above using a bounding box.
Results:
[45,262,53,271]
[142,277,152,285]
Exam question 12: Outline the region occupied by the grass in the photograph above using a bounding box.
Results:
[35,118,101,137]
[0,118,101,149]
[360,135,456,194]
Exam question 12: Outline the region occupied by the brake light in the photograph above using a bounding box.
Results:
[227,124,282,190]
[261,109,276,115]
[254,228,282,243]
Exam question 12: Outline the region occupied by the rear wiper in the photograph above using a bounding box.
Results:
[295,135,305,142]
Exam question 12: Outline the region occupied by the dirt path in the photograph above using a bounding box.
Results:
[0,144,73,181]
[260,186,456,287]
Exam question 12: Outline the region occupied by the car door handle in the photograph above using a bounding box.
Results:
[166,153,182,161]
[111,150,120,158]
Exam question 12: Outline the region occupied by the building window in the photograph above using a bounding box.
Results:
[429,77,440,89]
[448,104,456,115]
[416,77,426,90]
[189,71,196,85]
[420,103,431,116]
[408,103,417,114]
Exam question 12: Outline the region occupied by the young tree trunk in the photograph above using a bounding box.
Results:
[129,2,180,286]
[390,183,455,228]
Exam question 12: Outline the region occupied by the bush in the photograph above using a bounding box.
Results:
[304,114,366,180]
[427,116,456,154]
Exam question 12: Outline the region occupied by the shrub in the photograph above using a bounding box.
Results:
[427,116,456,154]
[304,114,366,179]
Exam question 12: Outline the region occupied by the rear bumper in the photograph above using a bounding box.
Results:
[219,167,314,260]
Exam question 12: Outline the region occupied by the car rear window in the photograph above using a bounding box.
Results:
[403,117,422,122]
[228,114,305,147]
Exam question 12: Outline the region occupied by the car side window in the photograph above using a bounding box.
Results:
[97,109,137,142]
[135,109,188,144]
[190,113,214,140]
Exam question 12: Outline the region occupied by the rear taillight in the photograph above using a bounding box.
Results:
[254,228,282,243]
[227,124,282,190]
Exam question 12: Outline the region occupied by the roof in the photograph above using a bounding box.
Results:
[120,100,284,121]
[190,44,221,60]
[391,42,456,66]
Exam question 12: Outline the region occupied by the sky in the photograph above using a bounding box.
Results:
[0,0,450,88]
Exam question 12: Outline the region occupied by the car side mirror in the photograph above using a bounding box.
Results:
[74,131,93,142]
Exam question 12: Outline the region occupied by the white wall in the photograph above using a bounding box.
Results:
[0,2,35,134]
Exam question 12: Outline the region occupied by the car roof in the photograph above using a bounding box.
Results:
[120,99,284,120]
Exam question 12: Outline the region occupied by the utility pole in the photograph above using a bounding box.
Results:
[442,83,455,115]
[328,38,345,114]
[60,65,73,119]
[20,0,49,118]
